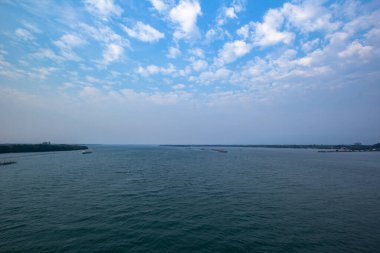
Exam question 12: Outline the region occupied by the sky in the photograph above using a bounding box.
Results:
[0,0,379,145]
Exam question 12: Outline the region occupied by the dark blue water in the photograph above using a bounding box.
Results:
[1,146,380,252]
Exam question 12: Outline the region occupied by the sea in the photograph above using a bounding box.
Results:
[1,145,380,252]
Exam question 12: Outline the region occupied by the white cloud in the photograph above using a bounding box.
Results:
[169,0,202,40]
[282,0,339,33]
[191,59,208,72]
[20,21,41,34]
[301,38,320,53]
[217,0,245,25]
[296,56,313,67]
[205,0,244,43]
[78,23,129,47]
[189,48,204,58]
[167,46,181,58]
[252,9,294,47]
[335,0,361,19]
[122,22,164,42]
[178,65,192,77]
[217,10,380,91]
[13,66,58,80]
[216,40,252,66]
[85,75,104,84]
[52,34,86,61]
[101,43,124,66]
[236,24,249,39]
[15,28,34,41]
[0,49,24,79]
[32,48,63,62]
[61,82,75,90]
[28,67,57,80]
[84,0,122,20]
[205,27,231,42]
[198,67,231,84]
[0,48,7,57]
[234,8,294,47]
[338,41,373,59]
[225,7,237,19]
[235,0,337,48]
[137,64,176,76]
[365,28,380,45]
[173,83,186,90]
[80,63,93,71]
[54,34,86,50]
[77,23,129,67]
[343,9,380,37]
[149,0,171,13]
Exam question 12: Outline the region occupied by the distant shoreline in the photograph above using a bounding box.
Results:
[0,144,88,154]
[161,144,380,152]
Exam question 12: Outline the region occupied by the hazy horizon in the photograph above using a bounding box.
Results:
[1,142,379,146]
[1,0,380,144]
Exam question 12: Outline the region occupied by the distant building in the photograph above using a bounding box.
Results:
[42,141,51,145]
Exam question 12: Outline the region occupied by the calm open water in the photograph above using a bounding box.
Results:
[1,146,380,252]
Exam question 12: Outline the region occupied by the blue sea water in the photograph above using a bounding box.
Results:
[1,146,380,252]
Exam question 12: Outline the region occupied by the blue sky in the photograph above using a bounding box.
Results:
[0,0,379,144]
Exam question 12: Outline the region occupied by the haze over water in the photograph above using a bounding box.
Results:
[1,146,380,252]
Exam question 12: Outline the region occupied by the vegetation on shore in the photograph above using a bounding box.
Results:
[0,144,88,154]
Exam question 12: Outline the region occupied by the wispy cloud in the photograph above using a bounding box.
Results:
[189,48,204,58]
[32,48,62,62]
[251,9,294,47]
[19,21,41,34]
[28,67,57,80]
[78,22,129,47]
[54,34,86,50]
[100,43,124,66]
[122,22,164,42]
[15,28,34,41]
[191,59,208,72]
[149,0,172,13]
[215,40,252,66]
[53,34,86,61]
[282,0,339,33]
[167,46,181,58]
[217,0,245,26]
[83,0,122,20]
[137,64,176,76]
[338,41,373,59]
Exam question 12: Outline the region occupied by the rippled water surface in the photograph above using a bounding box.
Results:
[1,146,380,252]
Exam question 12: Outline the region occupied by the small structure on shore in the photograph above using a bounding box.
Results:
[211,149,228,153]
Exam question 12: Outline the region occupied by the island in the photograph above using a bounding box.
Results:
[0,143,88,154]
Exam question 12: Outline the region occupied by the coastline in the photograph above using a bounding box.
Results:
[161,144,380,152]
